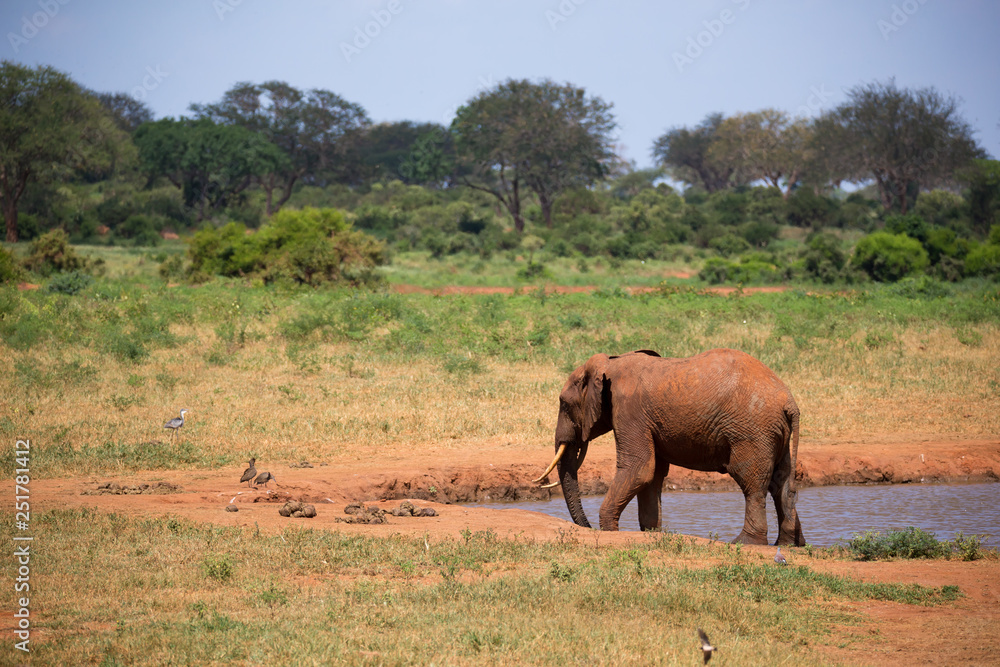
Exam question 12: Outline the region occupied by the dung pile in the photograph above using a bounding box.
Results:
[390,500,437,517]
[336,501,438,524]
[278,500,317,518]
[83,481,183,495]
[337,503,387,524]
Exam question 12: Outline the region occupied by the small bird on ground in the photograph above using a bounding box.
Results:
[163,409,188,440]
[697,628,716,664]
[240,458,257,488]
[775,547,787,565]
[254,471,275,489]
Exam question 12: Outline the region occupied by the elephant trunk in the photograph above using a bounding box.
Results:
[557,442,591,529]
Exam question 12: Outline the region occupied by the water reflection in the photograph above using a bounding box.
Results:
[472,483,1000,547]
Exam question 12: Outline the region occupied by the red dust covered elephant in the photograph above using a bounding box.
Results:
[534,348,805,546]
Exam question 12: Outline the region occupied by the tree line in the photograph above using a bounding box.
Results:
[1,60,999,285]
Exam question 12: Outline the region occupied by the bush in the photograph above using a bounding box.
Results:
[849,527,948,561]
[47,270,93,295]
[885,213,929,243]
[186,207,387,287]
[709,233,751,258]
[964,229,1000,277]
[0,245,24,284]
[851,232,929,282]
[801,232,847,283]
[22,229,98,277]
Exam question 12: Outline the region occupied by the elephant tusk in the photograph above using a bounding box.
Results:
[540,480,560,489]
[532,443,567,483]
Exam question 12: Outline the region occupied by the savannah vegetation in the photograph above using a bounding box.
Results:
[2,61,999,664]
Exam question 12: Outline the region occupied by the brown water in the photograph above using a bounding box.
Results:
[472,483,1000,547]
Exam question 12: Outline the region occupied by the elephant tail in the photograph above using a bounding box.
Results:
[784,401,800,482]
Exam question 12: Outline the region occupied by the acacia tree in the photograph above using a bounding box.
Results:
[710,109,812,197]
[451,79,617,231]
[0,62,126,242]
[134,118,286,221]
[816,79,982,213]
[191,81,370,215]
[652,113,745,193]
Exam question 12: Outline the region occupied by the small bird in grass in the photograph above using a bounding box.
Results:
[697,628,716,664]
[240,458,257,488]
[775,547,787,565]
[163,409,188,440]
[254,471,275,489]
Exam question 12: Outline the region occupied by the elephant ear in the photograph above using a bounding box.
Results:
[580,353,610,442]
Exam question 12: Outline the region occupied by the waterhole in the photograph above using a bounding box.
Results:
[472,483,999,547]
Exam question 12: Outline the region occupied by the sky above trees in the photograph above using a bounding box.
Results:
[2,0,998,169]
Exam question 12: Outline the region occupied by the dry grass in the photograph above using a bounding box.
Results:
[2,282,998,476]
[2,509,962,666]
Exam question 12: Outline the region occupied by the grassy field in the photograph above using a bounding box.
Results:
[5,509,967,666]
[2,247,999,476]
[3,244,999,664]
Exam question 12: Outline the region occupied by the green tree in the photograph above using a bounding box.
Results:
[710,110,812,196]
[452,78,617,231]
[134,117,287,221]
[817,79,983,213]
[399,127,455,186]
[652,113,746,193]
[92,91,154,133]
[191,81,369,214]
[959,159,1000,237]
[0,62,128,242]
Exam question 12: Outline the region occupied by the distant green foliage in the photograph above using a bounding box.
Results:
[187,207,387,286]
[801,232,848,283]
[699,255,785,285]
[851,232,929,282]
[963,226,1000,277]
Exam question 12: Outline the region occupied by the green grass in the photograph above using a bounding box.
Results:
[849,527,992,561]
[1,274,998,476]
[4,510,967,666]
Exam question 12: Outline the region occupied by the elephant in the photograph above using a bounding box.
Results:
[533,348,805,546]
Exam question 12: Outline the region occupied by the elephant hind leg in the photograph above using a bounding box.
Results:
[727,450,772,545]
[769,449,805,546]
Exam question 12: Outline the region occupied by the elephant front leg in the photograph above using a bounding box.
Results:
[599,433,656,531]
[636,459,669,531]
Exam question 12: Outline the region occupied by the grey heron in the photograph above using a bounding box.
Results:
[163,409,188,441]
[240,458,257,488]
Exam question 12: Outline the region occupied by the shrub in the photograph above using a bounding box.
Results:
[850,232,929,282]
[849,527,948,560]
[885,213,929,243]
[0,245,24,284]
[22,229,96,277]
[709,233,751,258]
[801,232,847,283]
[47,270,93,295]
[186,207,387,287]
[964,235,1000,277]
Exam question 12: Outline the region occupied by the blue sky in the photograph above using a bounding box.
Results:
[4,0,998,169]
